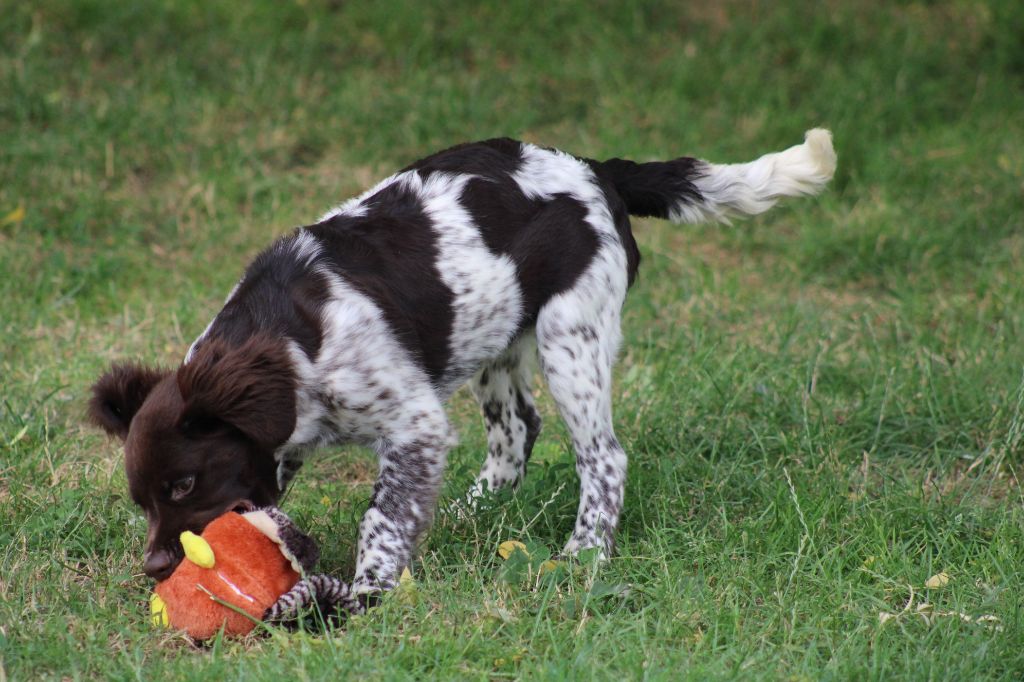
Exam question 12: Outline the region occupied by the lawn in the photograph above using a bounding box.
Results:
[2,1,1023,679]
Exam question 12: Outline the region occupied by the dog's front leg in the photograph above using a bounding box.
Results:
[351,419,453,600]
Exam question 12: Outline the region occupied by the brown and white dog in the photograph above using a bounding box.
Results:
[89,132,836,599]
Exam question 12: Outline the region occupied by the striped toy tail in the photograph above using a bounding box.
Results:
[264,574,362,623]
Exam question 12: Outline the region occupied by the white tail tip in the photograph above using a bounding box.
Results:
[801,128,837,183]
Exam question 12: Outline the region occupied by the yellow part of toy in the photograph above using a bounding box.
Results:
[180,530,215,568]
[150,592,169,627]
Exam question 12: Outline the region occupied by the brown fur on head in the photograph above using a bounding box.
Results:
[88,336,297,581]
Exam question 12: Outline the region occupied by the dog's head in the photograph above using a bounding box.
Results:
[88,336,296,581]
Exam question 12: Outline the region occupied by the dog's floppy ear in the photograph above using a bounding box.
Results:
[176,336,297,452]
[88,363,169,440]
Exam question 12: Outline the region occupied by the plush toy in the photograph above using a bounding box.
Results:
[149,507,359,640]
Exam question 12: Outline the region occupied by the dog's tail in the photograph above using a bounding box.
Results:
[590,129,836,224]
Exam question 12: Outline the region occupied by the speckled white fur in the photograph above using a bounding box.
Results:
[280,264,455,594]
[510,145,632,555]
[467,333,540,498]
[198,132,834,596]
[272,148,635,591]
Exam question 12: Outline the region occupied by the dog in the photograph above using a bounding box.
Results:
[89,131,836,599]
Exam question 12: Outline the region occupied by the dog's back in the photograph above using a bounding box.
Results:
[192,132,836,393]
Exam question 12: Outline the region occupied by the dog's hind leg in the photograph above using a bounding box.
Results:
[536,246,630,558]
[468,334,542,497]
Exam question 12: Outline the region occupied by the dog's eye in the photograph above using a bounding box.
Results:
[169,475,196,501]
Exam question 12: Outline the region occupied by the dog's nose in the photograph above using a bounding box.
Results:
[143,548,176,581]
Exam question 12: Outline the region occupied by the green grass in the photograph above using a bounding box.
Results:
[2,0,1024,678]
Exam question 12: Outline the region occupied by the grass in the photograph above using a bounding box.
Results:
[2,0,1024,678]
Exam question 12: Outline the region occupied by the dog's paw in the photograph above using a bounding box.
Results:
[561,538,609,564]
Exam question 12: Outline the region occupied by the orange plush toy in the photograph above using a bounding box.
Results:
[149,507,357,640]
